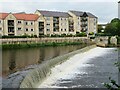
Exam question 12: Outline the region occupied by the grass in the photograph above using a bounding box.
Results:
[2,41,84,49]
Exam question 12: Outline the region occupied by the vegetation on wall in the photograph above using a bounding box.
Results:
[2,41,86,49]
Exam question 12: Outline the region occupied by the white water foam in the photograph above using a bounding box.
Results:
[38,47,115,88]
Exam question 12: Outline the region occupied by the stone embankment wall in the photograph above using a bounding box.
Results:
[1,37,91,44]
[95,36,118,47]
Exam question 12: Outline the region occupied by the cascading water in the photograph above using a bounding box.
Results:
[20,45,96,88]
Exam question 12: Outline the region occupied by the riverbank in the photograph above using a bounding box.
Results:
[2,41,88,49]
[1,37,93,49]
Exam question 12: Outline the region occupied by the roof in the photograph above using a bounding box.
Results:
[0,13,9,19]
[0,13,39,21]
[86,12,97,18]
[13,13,39,21]
[69,10,97,18]
[37,10,70,17]
[69,10,84,16]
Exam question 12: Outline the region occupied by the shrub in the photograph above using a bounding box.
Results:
[76,32,87,37]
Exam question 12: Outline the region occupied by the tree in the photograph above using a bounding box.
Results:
[98,25,104,33]
[104,18,120,36]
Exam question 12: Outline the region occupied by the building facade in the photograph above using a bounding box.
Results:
[68,11,97,35]
[0,10,98,37]
[0,13,39,36]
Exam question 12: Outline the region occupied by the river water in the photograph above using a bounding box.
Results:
[38,47,119,88]
[2,45,86,77]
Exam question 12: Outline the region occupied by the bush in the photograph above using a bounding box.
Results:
[95,33,112,36]
[76,32,87,37]
[88,32,94,35]
[51,34,60,37]
[61,34,66,37]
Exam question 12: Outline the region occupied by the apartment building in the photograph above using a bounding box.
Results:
[35,10,73,35]
[0,10,97,37]
[68,10,97,35]
[0,13,39,36]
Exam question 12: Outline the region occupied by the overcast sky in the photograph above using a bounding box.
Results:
[0,0,119,24]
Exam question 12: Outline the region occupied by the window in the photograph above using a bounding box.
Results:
[47,29,50,31]
[0,20,1,24]
[61,29,63,31]
[18,21,21,24]
[25,22,28,25]
[26,28,28,31]
[31,29,34,31]
[31,22,33,25]
[61,18,62,20]
[65,29,66,31]
[46,24,50,26]
[18,28,21,30]
[0,28,2,31]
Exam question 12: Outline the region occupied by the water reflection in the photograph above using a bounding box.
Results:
[2,45,86,77]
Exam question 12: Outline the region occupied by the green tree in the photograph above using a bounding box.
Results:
[104,18,120,36]
[98,25,104,33]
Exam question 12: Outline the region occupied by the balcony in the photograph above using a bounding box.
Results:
[81,17,87,22]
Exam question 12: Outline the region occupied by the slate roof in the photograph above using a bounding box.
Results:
[86,12,97,18]
[69,10,84,16]
[37,10,70,17]
[69,10,97,18]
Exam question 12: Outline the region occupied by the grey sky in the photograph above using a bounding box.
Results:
[0,0,119,24]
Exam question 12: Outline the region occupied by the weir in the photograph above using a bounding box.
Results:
[20,45,96,88]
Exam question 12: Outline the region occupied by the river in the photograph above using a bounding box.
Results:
[1,45,119,88]
[38,47,119,88]
[2,45,86,77]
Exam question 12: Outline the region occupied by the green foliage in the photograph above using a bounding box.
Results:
[104,62,120,90]
[2,34,38,38]
[88,32,94,35]
[2,41,83,49]
[104,77,120,90]
[76,32,87,37]
[98,25,104,33]
[95,33,112,36]
[104,18,120,36]
[117,36,120,44]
